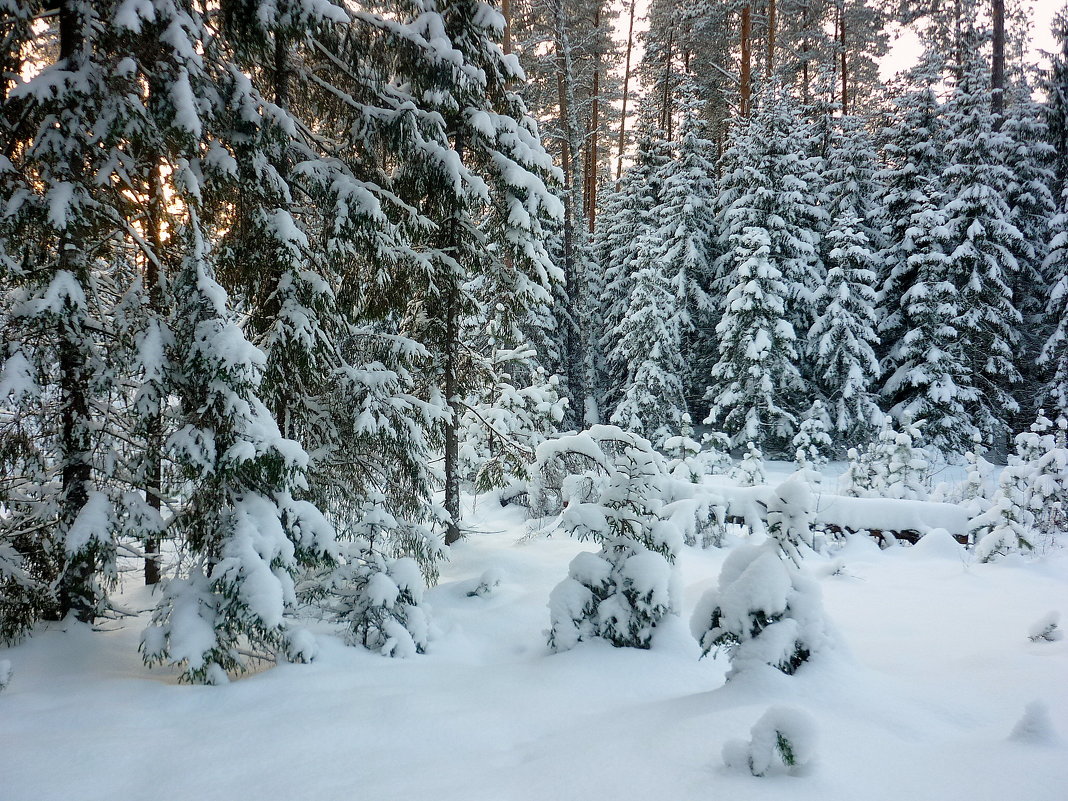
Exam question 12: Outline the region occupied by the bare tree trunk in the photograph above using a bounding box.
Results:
[502,0,512,55]
[660,24,675,139]
[144,166,165,586]
[839,4,847,114]
[767,0,776,75]
[740,4,752,116]
[991,0,1005,125]
[588,63,600,233]
[55,0,96,622]
[554,0,588,422]
[616,0,637,181]
[443,133,465,546]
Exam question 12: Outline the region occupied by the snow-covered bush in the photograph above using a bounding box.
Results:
[662,482,728,549]
[1027,612,1062,643]
[691,543,827,677]
[1009,701,1058,744]
[793,401,833,470]
[766,473,818,564]
[732,441,766,487]
[0,659,11,693]
[458,359,567,492]
[722,706,817,776]
[664,415,705,483]
[467,568,504,598]
[320,500,431,657]
[971,413,1068,561]
[542,426,681,650]
[840,447,872,496]
[852,417,929,499]
[699,430,735,475]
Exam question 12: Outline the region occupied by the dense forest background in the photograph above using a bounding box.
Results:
[1,0,1067,682]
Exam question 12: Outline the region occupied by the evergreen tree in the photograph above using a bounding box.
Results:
[0,1,122,634]
[596,112,672,415]
[938,19,1026,448]
[704,83,823,451]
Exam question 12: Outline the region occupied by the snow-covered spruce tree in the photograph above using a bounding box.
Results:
[1041,194,1068,417]
[393,0,563,545]
[607,233,688,444]
[664,414,704,483]
[323,495,430,657]
[649,75,717,408]
[879,191,979,454]
[1002,84,1057,419]
[0,1,122,634]
[861,416,929,500]
[811,116,882,448]
[141,207,337,684]
[705,83,824,451]
[731,441,766,487]
[543,426,680,650]
[597,111,672,415]
[937,17,1026,448]
[793,400,832,470]
[876,50,945,380]
[690,540,827,677]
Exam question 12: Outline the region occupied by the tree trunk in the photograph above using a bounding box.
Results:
[767,0,776,75]
[144,165,165,586]
[616,0,637,181]
[55,0,96,622]
[840,4,847,114]
[740,4,752,116]
[443,132,465,547]
[991,0,1005,125]
[502,0,512,55]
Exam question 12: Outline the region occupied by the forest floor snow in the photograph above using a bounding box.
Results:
[1,487,1067,801]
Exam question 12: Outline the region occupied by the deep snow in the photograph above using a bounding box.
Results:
[1,490,1066,801]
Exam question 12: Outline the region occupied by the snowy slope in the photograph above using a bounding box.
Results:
[1,495,1066,801]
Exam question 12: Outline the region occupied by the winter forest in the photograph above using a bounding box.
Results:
[1,0,1067,797]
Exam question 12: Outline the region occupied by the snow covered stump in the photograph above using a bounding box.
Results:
[538,426,681,650]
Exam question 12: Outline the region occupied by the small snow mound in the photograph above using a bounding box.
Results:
[906,528,963,559]
[1009,701,1060,745]
[1027,612,1063,643]
[0,659,11,692]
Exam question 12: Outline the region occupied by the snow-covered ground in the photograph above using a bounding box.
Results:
[2,490,1066,801]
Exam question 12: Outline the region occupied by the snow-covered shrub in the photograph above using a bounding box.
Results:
[840,447,872,496]
[1027,612,1062,643]
[971,413,1068,561]
[732,441,766,487]
[722,706,817,776]
[699,431,735,475]
[765,473,818,565]
[328,542,429,657]
[542,426,681,650]
[321,500,431,657]
[793,401,832,470]
[664,415,705,483]
[853,417,929,499]
[691,543,827,677]
[467,568,504,598]
[0,658,11,693]
[458,359,567,492]
[662,481,728,549]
